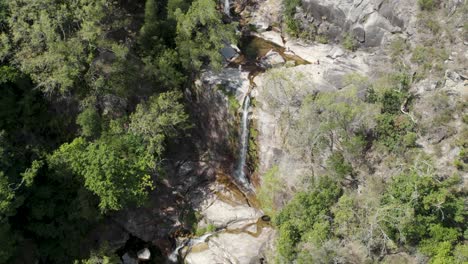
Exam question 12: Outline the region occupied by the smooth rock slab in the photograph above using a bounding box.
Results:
[260,49,286,68]
[185,227,274,264]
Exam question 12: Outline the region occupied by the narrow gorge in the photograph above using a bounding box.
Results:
[0,0,465,263]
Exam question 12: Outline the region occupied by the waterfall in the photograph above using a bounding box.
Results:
[234,95,251,188]
[168,233,214,263]
[168,243,186,263]
[224,0,230,15]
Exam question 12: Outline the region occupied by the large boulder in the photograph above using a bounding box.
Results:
[298,0,417,47]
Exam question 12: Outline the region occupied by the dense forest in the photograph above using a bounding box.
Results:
[0,0,467,263]
[0,0,235,262]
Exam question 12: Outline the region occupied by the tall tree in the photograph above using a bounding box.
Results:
[175,0,237,71]
[6,0,127,94]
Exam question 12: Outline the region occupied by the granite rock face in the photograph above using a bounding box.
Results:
[294,0,417,47]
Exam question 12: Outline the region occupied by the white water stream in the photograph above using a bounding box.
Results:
[168,233,214,263]
[234,95,251,188]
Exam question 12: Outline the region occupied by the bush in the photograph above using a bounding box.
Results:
[316,35,329,44]
[380,90,405,114]
[382,170,465,246]
[417,12,441,34]
[342,33,357,51]
[76,107,101,139]
[283,0,302,36]
[257,166,284,217]
[327,152,353,179]
[418,0,438,11]
[402,132,418,147]
[375,113,415,151]
[275,177,341,261]
[195,223,216,236]
[411,45,448,79]
[389,38,409,61]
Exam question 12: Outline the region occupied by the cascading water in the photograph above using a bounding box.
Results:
[224,0,230,15]
[168,233,214,263]
[234,94,251,188]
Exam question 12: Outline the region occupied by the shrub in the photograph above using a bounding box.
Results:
[411,45,448,79]
[375,113,415,151]
[402,132,418,147]
[454,146,467,171]
[417,12,441,34]
[462,114,468,124]
[195,223,216,236]
[327,152,353,179]
[418,0,438,11]
[76,107,101,139]
[389,38,409,61]
[316,35,329,44]
[275,177,341,261]
[464,21,468,41]
[380,90,405,114]
[283,0,302,37]
[382,170,465,245]
[257,166,284,217]
[342,33,357,51]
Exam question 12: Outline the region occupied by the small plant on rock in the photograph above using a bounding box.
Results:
[342,33,357,51]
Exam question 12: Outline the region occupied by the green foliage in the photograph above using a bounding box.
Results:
[326,152,353,179]
[389,37,409,62]
[20,160,44,187]
[464,21,468,41]
[411,45,448,80]
[290,88,378,161]
[195,223,216,236]
[18,162,100,262]
[6,0,127,93]
[454,141,468,172]
[49,136,154,212]
[316,34,329,44]
[0,171,14,216]
[129,91,190,154]
[0,0,213,261]
[0,222,16,263]
[402,132,418,147]
[218,85,240,115]
[283,0,302,36]
[142,49,186,89]
[376,113,415,150]
[275,177,341,261]
[367,87,417,151]
[342,33,358,51]
[453,244,468,263]
[382,168,466,248]
[175,0,237,71]
[139,0,170,51]
[49,90,190,213]
[418,0,438,11]
[380,90,405,114]
[74,243,120,264]
[77,107,101,138]
[418,12,441,34]
[257,166,285,217]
